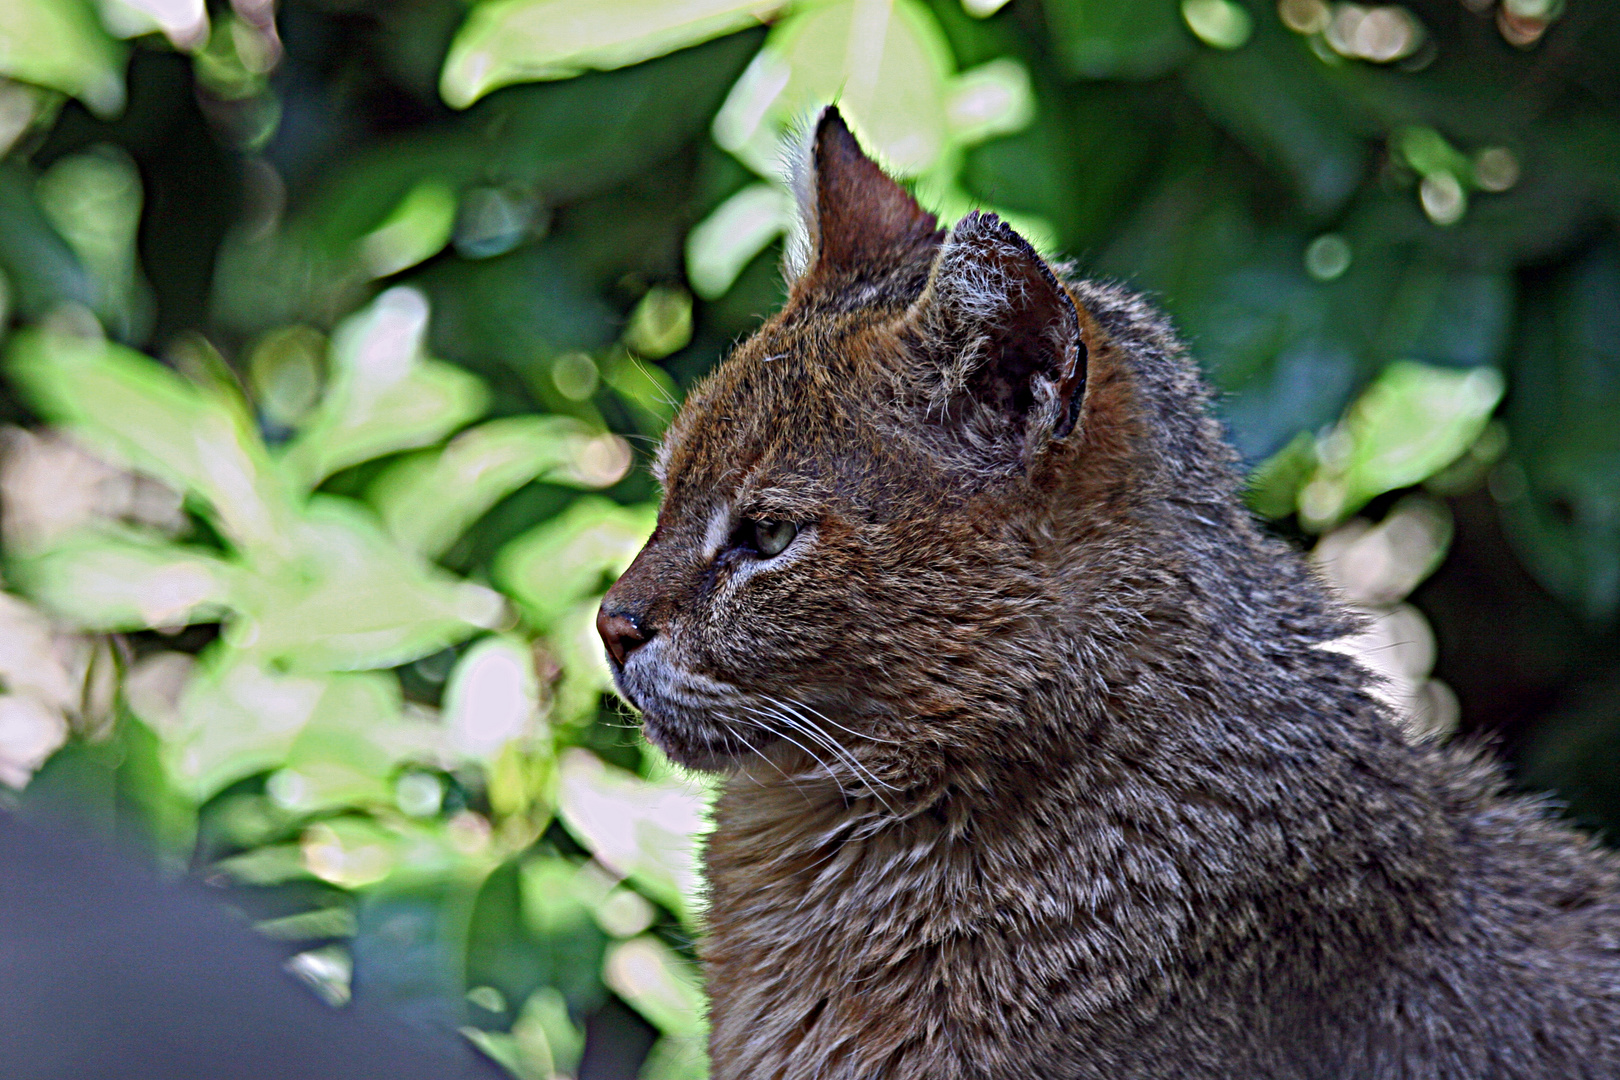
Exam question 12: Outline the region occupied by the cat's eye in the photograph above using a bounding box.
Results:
[749,519,798,557]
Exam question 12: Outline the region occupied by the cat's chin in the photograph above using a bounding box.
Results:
[638,709,749,773]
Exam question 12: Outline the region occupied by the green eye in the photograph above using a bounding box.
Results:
[750,519,798,557]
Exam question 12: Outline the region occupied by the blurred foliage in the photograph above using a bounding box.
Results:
[0,1,1618,1078]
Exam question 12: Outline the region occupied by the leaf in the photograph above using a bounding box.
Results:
[280,288,489,491]
[685,182,793,300]
[368,415,606,559]
[441,635,542,762]
[15,531,236,631]
[358,181,458,279]
[1041,0,1192,80]
[1297,361,1504,529]
[555,748,712,925]
[229,496,506,673]
[1499,243,1620,623]
[0,164,93,319]
[441,0,785,108]
[164,652,330,801]
[0,0,126,117]
[711,0,957,179]
[603,935,707,1039]
[494,496,655,629]
[6,327,294,558]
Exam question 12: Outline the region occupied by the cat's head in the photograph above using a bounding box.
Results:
[598,108,1224,784]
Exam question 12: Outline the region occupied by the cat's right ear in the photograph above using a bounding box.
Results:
[787,107,942,284]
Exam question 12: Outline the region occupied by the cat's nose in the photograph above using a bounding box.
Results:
[596,608,652,666]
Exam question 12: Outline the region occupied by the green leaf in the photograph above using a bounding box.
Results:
[15,531,235,631]
[358,181,459,279]
[441,634,542,762]
[1298,361,1504,529]
[0,0,126,117]
[441,0,784,108]
[229,496,506,672]
[280,288,489,491]
[712,0,956,178]
[555,748,712,925]
[603,935,707,1040]
[164,652,331,802]
[369,415,606,559]
[494,496,655,629]
[1042,0,1192,80]
[1500,244,1620,623]
[6,327,295,557]
[0,164,93,319]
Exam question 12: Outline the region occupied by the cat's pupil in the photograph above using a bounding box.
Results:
[753,520,797,557]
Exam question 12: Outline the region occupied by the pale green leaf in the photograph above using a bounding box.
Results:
[16,531,235,631]
[712,0,955,178]
[556,748,712,924]
[6,328,294,558]
[441,0,785,109]
[164,653,331,801]
[0,0,126,117]
[494,496,655,629]
[603,935,707,1039]
[442,634,541,761]
[229,496,506,672]
[280,288,489,491]
[1298,362,1504,529]
[685,182,793,300]
[359,181,458,279]
[369,415,605,559]
[943,58,1034,145]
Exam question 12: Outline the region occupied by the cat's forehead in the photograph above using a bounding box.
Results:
[652,312,897,512]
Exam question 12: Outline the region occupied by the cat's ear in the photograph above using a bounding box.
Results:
[909,211,1088,453]
[787,107,941,282]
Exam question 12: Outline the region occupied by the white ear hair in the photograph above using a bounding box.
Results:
[779,108,822,284]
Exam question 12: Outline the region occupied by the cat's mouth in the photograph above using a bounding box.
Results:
[610,646,768,771]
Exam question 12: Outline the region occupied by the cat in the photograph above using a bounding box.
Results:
[597,107,1620,1079]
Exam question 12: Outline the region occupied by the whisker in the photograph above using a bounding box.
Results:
[767,696,901,797]
[754,702,897,816]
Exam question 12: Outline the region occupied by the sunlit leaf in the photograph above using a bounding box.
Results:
[441,0,785,109]
[603,935,706,1038]
[712,0,956,178]
[1298,361,1504,529]
[442,634,542,762]
[556,748,712,924]
[16,531,235,631]
[229,496,506,672]
[685,182,794,300]
[164,652,330,801]
[943,58,1034,146]
[280,288,489,491]
[6,327,294,557]
[369,415,607,559]
[0,0,126,117]
[495,496,655,629]
[359,181,458,279]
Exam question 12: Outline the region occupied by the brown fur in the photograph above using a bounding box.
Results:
[598,109,1620,1079]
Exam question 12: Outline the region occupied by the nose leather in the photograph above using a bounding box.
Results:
[596,608,650,666]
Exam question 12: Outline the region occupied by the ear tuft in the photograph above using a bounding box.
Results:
[791,107,941,283]
[914,211,1088,447]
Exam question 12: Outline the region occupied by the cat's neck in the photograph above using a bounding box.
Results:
[700,668,1457,1078]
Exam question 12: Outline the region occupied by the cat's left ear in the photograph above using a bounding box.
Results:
[908,211,1088,453]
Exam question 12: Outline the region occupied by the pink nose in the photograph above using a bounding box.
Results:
[596,608,650,667]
